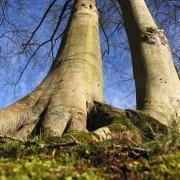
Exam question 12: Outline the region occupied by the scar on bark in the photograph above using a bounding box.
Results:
[141,27,169,47]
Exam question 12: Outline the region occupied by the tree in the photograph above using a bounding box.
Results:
[0,0,179,141]
[119,0,180,125]
[0,0,103,139]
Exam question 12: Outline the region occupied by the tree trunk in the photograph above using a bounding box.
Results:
[119,0,180,125]
[0,0,103,139]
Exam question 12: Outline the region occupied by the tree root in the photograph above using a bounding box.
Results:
[86,101,168,144]
[0,101,168,145]
[0,105,88,141]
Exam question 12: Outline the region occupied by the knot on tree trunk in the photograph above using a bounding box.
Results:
[74,0,98,18]
[141,27,169,48]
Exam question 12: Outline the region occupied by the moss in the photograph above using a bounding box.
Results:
[108,122,126,133]
[92,102,167,142]
[0,136,179,179]
[0,108,179,179]
[45,131,95,144]
[128,152,180,179]
[0,139,110,179]
[108,118,144,145]
[67,131,95,144]
[125,110,168,140]
[0,157,106,179]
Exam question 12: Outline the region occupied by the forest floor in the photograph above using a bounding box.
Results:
[0,129,179,180]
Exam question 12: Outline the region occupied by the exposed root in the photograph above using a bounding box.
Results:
[0,101,168,144]
[90,101,168,140]
[0,135,25,143]
[39,106,87,137]
[0,106,88,141]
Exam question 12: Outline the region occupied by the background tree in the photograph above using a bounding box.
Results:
[118,0,180,125]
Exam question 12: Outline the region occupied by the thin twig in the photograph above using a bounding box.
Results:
[45,142,78,148]
[70,135,81,145]
[23,0,58,51]
[15,0,72,86]
[113,144,147,152]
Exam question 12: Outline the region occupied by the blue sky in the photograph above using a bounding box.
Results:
[0,0,179,109]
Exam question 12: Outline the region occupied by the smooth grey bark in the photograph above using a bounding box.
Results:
[119,0,180,125]
[0,0,103,139]
[0,0,174,142]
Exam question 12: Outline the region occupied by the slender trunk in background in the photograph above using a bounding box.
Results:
[0,0,103,139]
[119,0,180,125]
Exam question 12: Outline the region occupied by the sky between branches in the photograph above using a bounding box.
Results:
[0,0,179,109]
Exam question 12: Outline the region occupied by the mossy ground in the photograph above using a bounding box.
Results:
[0,107,179,179]
[0,132,179,180]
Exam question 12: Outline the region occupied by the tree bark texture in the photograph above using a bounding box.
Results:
[119,0,180,125]
[0,0,103,139]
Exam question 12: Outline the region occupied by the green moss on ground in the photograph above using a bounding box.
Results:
[0,134,179,179]
[0,108,179,179]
